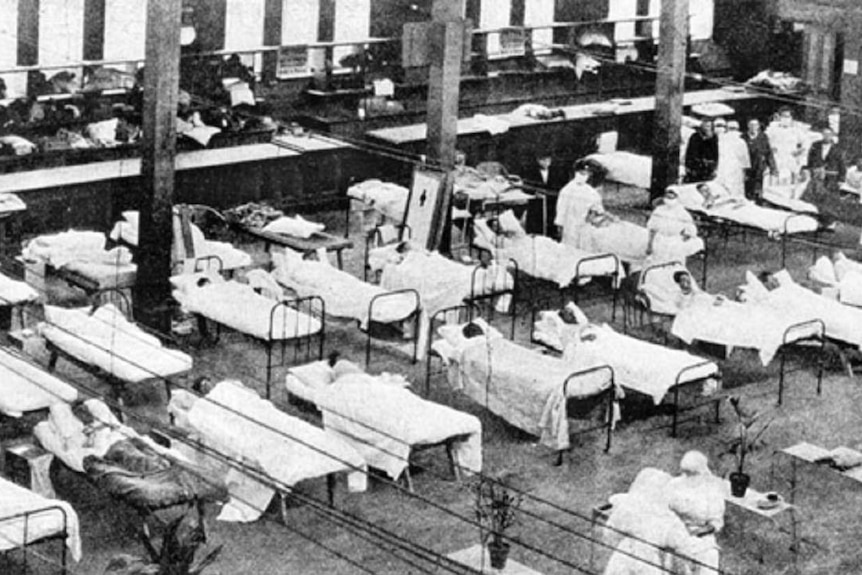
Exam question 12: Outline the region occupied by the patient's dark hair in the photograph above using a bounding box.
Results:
[673,270,690,284]
[757,270,775,285]
[327,351,341,367]
[462,321,484,339]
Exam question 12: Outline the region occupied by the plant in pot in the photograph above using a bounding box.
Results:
[473,473,524,570]
[726,395,774,497]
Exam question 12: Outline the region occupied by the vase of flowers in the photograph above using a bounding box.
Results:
[474,474,524,570]
[727,395,773,497]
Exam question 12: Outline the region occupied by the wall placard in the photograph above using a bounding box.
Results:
[404,168,447,250]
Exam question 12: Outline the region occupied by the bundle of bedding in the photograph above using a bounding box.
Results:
[271,250,415,329]
[110,210,251,272]
[286,361,481,480]
[171,272,322,340]
[809,253,862,307]
[40,304,192,383]
[472,214,619,287]
[0,347,78,417]
[670,182,819,234]
[533,311,718,404]
[346,179,409,223]
[0,477,82,562]
[168,380,367,522]
[35,399,225,512]
[583,151,653,189]
[432,319,614,451]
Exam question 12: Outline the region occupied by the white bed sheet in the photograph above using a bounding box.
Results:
[671,299,821,365]
[306,371,481,480]
[271,256,416,329]
[436,334,613,451]
[347,179,408,223]
[0,347,78,417]
[670,183,818,234]
[0,477,81,562]
[172,275,322,341]
[169,381,367,522]
[40,305,192,383]
[533,313,717,404]
[810,255,862,307]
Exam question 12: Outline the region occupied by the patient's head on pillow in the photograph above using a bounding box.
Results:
[333,359,363,379]
[757,270,780,291]
[673,270,694,294]
[559,302,580,325]
[462,321,485,339]
[196,276,212,288]
[192,376,213,395]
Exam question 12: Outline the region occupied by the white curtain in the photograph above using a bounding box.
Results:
[281,0,319,76]
[39,0,85,89]
[524,0,555,53]
[0,0,26,98]
[225,0,266,51]
[481,0,511,57]
[104,0,147,64]
[648,0,714,41]
[333,0,371,67]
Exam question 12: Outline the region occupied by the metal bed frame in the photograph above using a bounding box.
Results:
[0,503,69,574]
[527,302,723,437]
[424,303,616,462]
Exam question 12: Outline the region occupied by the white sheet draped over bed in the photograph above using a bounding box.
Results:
[533,314,717,404]
[271,252,416,329]
[0,348,78,417]
[169,381,367,522]
[317,372,482,480]
[671,298,820,365]
[171,274,322,340]
[435,333,613,451]
[0,477,82,562]
[380,250,513,359]
[40,305,192,383]
[810,254,862,308]
[0,271,39,305]
[670,182,819,234]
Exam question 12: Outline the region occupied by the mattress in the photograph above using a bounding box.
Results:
[0,347,78,417]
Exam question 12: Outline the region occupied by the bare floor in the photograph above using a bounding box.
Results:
[5,190,862,575]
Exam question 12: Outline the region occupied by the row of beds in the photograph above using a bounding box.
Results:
[0,173,854,570]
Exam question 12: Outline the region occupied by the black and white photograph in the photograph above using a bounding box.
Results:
[1,0,862,573]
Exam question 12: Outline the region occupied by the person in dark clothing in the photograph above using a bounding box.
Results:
[742,118,777,201]
[521,151,570,235]
[800,126,860,226]
[684,119,719,183]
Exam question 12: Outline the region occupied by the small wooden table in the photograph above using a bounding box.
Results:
[236,225,353,269]
[448,545,543,574]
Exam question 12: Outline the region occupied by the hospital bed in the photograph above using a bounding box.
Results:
[34,399,226,538]
[0,477,81,571]
[171,272,324,399]
[426,304,617,463]
[270,249,420,366]
[346,178,409,234]
[530,306,722,436]
[367,240,518,361]
[0,270,39,331]
[167,380,367,523]
[809,253,862,308]
[470,215,620,318]
[285,361,482,491]
[636,264,825,405]
[669,182,824,268]
[39,295,192,417]
[0,346,78,419]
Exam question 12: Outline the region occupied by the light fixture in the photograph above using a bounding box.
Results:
[181,6,197,46]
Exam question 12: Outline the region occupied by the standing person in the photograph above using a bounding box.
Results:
[684,118,719,183]
[803,126,845,194]
[765,106,807,184]
[646,189,703,266]
[714,117,750,198]
[555,163,604,249]
[742,118,777,201]
[522,150,570,235]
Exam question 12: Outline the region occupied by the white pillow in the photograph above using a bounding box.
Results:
[288,361,334,390]
[773,269,793,286]
[743,270,770,301]
[262,215,325,238]
[833,253,858,282]
[497,210,525,236]
[48,402,84,443]
[810,256,837,285]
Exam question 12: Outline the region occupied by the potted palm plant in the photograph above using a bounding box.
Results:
[473,474,524,570]
[727,395,774,497]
